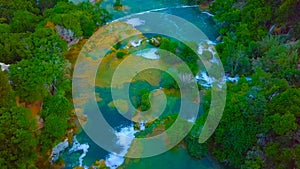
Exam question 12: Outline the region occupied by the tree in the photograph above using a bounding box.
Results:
[9,54,67,102]
[113,0,123,10]
[41,93,72,118]
[40,113,68,152]
[252,36,300,84]
[140,92,151,111]
[265,143,297,169]
[0,106,37,168]
[39,93,72,151]
[266,88,300,117]
[185,114,209,159]
[0,33,31,63]
[217,35,251,76]
[0,23,10,33]
[0,0,39,23]
[210,80,267,167]
[38,0,68,11]
[0,71,15,108]
[10,10,40,33]
[26,27,68,59]
[44,1,111,38]
[265,112,297,135]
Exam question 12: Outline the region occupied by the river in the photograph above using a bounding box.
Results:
[60,0,222,168]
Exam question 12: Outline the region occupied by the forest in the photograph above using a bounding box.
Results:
[187,0,300,168]
[0,0,299,169]
[0,0,111,168]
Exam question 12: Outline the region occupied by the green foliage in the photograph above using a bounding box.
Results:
[113,0,123,9]
[266,88,300,117]
[0,0,39,23]
[40,114,68,152]
[9,54,67,102]
[208,2,300,167]
[45,1,111,37]
[264,142,299,169]
[216,35,251,76]
[160,72,178,89]
[0,71,15,108]
[116,51,127,59]
[185,114,209,159]
[39,94,71,151]
[264,142,280,162]
[0,23,10,33]
[253,36,300,84]
[0,0,110,168]
[10,10,40,33]
[26,27,68,58]
[38,0,68,11]
[140,93,151,111]
[0,106,37,169]
[41,93,72,118]
[135,114,178,138]
[159,37,200,75]
[265,112,297,135]
[210,0,300,77]
[129,81,153,110]
[0,33,31,63]
[209,79,268,167]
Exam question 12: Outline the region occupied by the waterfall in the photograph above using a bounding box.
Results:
[105,125,137,169]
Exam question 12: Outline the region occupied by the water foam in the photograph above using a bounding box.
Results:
[202,11,214,17]
[139,48,160,60]
[139,121,146,131]
[50,139,69,163]
[112,5,199,23]
[105,125,137,169]
[69,136,90,167]
[125,18,146,27]
[130,39,143,47]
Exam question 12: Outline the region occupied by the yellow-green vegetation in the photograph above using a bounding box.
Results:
[89,159,109,169]
[74,22,176,89]
[95,47,165,88]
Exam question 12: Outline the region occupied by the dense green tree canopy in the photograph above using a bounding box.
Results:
[9,54,67,102]
[44,1,111,37]
[0,106,37,169]
[0,71,15,108]
[0,33,31,63]
[26,27,68,58]
[0,0,111,168]
[10,10,40,33]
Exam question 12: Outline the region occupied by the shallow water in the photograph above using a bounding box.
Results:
[122,146,221,169]
[62,0,221,168]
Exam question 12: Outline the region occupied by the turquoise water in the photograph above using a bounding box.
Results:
[123,147,221,169]
[63,0,221,168]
